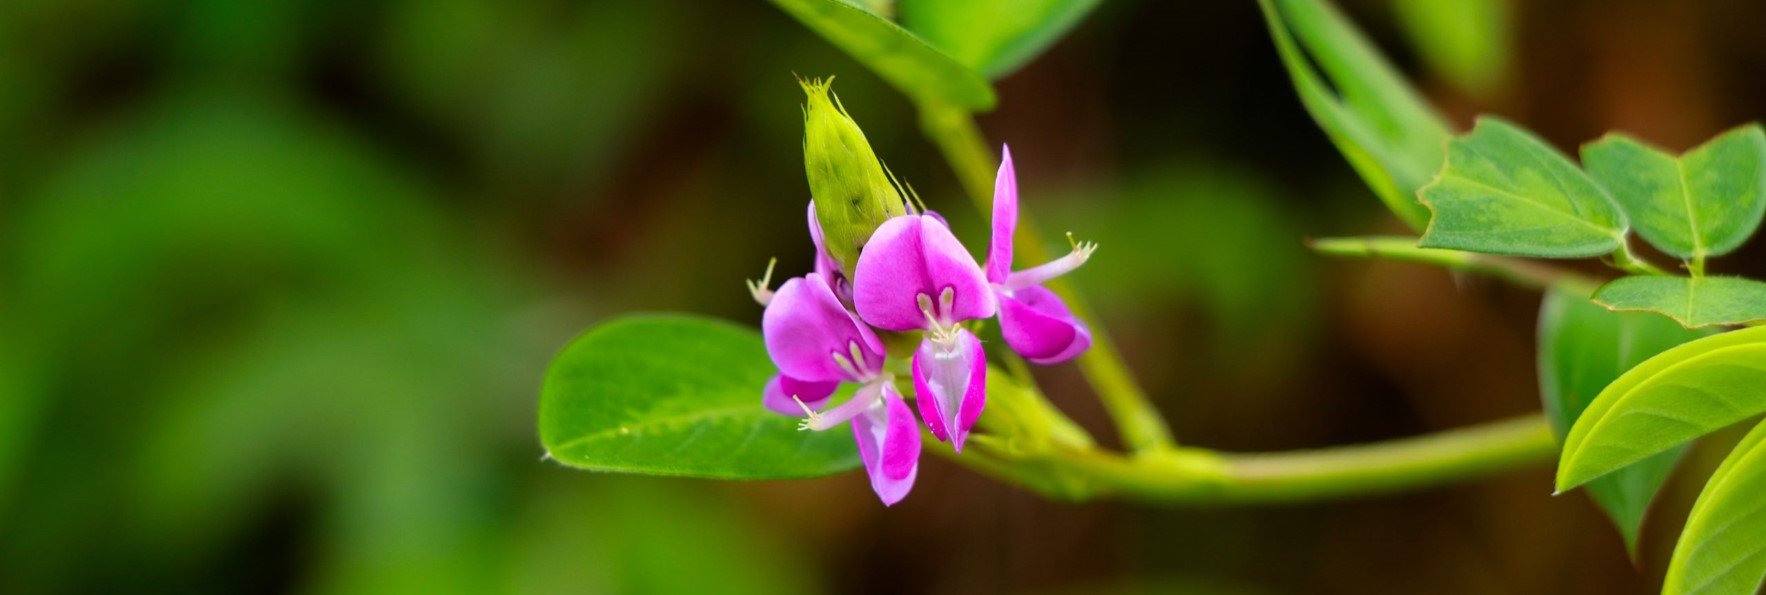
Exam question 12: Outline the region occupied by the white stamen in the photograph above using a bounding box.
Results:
[831,351,861,380]
[798,378,888,431]
[746,257,779,306]
[1004,240,1096,291]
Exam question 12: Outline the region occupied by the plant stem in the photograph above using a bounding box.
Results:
[1612,242,1670,276]
[916,101,1176,453]
[941,414,1558,505]
[1310,236,1597,290]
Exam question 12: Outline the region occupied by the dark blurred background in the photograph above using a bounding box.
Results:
[4,0,1765,593]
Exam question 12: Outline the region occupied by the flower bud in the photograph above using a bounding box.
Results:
[801,77,907,273]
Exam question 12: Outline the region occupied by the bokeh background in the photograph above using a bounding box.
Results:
[5,0,1766,593]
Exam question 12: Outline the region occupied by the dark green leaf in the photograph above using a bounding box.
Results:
[770,0,996,110]
[1593,275,1766,329]
[539,314,861,479]
[1663,418,1766,595]
[1418,117,1628,257]
[1256,0,1452,230]
[1581,125,1766,261]
[897,0,1102,79]
[1557,325,1766,491]
[1538,284,1707,554]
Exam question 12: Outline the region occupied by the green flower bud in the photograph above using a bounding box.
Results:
[801,77,907,273]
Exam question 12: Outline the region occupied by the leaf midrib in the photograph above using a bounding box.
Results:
[1567,342,1766,483]
[1440,172,1620,239]
[1675,157,1707,260]
[548,402,765,455]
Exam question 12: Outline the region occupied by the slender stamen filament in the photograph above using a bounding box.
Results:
[799,378,887,431]
[832,351,862,380]
[1004,240,1096,291]
[746,257,779,306]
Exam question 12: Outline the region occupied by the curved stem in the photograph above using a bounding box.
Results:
[1310,236,1597,290]
[937,414,1557,505]
[916,101,1176,452]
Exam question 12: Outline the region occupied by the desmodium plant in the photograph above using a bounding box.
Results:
[538,1,1766,592]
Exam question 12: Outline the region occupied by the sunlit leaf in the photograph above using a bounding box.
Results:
[1537,284,1706,555]
[1581,125,1766,261]
[770,0,996,110]
[1418,117,1628,257]
[1392,0,1510,96]
[897,0,1102,79]
[1662,418,1766,595]
[1256,0,1452,230]
[1593,275,1766,329]
[1557,325,1766,491]
[539,314,861,479]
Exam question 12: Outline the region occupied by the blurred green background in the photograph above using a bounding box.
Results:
[4,0,1766,593]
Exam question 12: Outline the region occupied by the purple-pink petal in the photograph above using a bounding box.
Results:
[806,200,850,302]
[851,383,920,506]
[852,215,995,332]
[762,275,887,383]
[996,285,1091,365]
[985,145,1018,285]
[761,374,840,417]
[911,328,987,452]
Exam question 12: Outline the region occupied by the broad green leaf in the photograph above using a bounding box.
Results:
[897,0,1102,79]
[1581,125,1766,261]
[1557,325,1766,491]
[1538,284,1706,555]
[1593,275,1766,329]
[1418,117,1628,257]
[770,0,997,110]
[1392,0,1510,96]
[1256,0,1452,230]
[539,314,861,479]
[1663,418,1766,595]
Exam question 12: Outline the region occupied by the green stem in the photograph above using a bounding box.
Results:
[1612,242,1670,276]
[1310,236,1597,290]
[946,414,1557,505]
[916,101,1176,453]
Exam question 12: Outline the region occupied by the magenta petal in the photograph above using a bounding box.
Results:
[807,200,847,296]
[851,383,920,506]
[997,285,1091,365]
[763,275,887,382]
[922,210,949,229]
[911,328,987,452]
[852,215,995,331]
[985,145,1018,285]
[762,374,840,417]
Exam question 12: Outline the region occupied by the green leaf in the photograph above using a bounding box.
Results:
[1557,325,1766,492]
[1538,284,1707,555]
[1581,125,1766,261]
[1418,117,1628,257]
[1593,275,1766,329]
[1663,418,1766,595]
[1392,0,1510,96]
[538,314,861,479]
[1256,0,1452,230]
[769,0,997,110]
[897,0,1102,79]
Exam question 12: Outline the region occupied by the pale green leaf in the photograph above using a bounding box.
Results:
[897,0,1102,79]
[1663,418,1766,595]
[1557,325,1766,491]
[1538,284,1706,555]
[1392,0,1511,96]
[1593,275,1766,329]
[538,314,861,479]
[1256,0,1452,230]
[1418,117,1628,257]
[1582,125,1766,261]
[770,0,997,110]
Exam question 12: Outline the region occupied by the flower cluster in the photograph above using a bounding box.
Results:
[751,146,1095,505]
